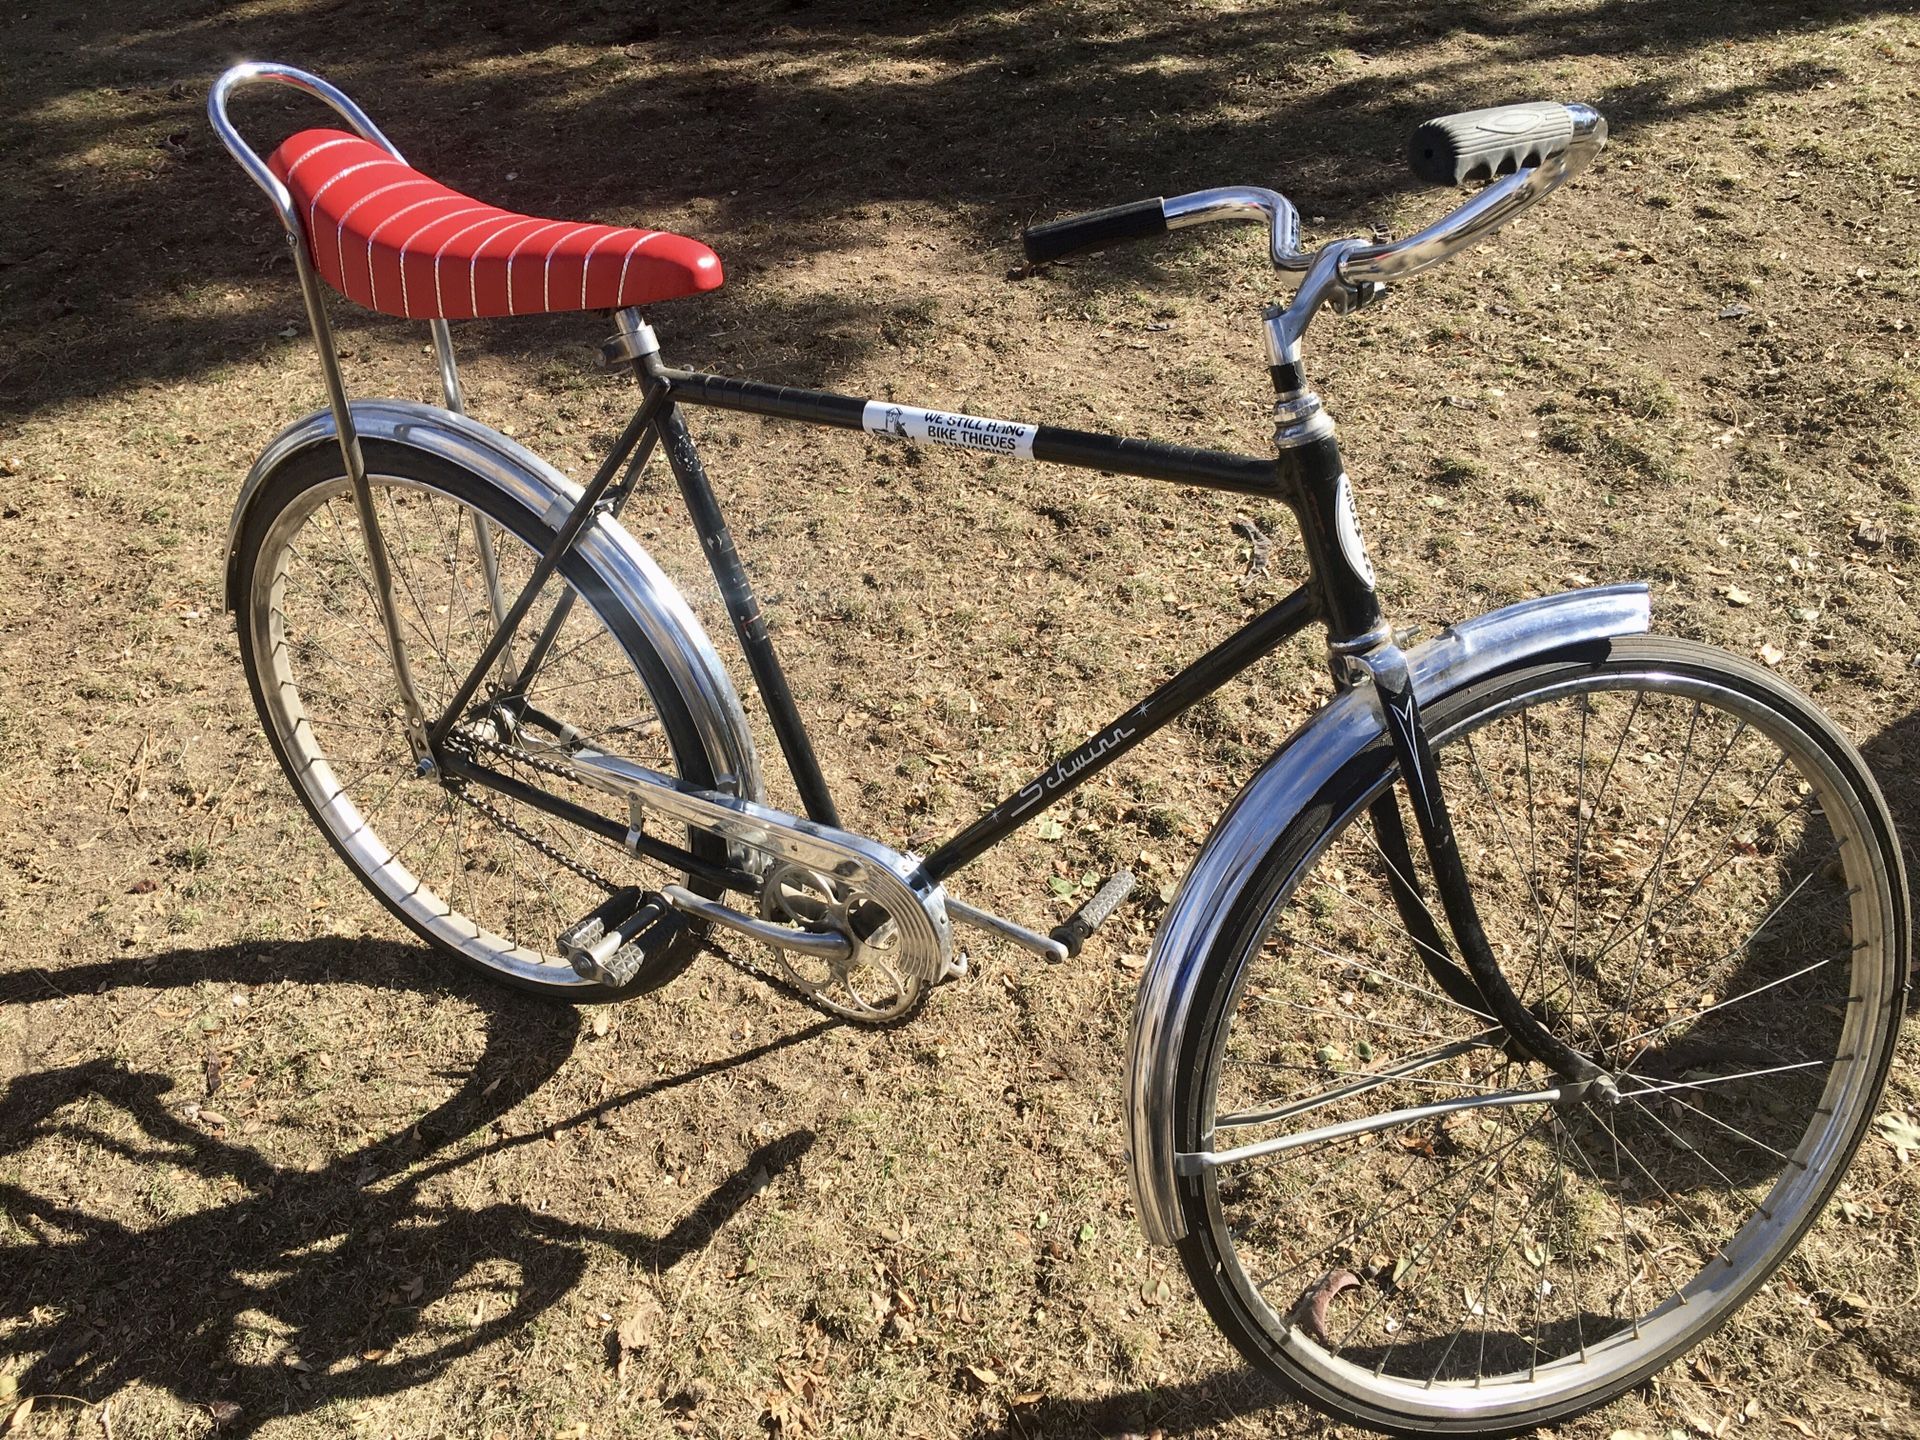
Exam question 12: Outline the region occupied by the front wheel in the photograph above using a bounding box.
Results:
[1171,637,1907,1434]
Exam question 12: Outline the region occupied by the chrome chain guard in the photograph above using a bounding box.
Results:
[561,744,954,988]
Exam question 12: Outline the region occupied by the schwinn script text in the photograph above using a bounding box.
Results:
[1016,721,1138,811]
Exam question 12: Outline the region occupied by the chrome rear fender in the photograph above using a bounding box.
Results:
[1125,583,1652,1246]
[228,400,763,802]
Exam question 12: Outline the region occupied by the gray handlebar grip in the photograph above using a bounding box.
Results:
[1408,103,1577,186]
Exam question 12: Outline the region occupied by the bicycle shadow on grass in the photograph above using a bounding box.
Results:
[967,1370,1289,1440]
[0,938,832,1434]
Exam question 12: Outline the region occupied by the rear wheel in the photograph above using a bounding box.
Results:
[1173,638,1907,1433]
[235,439,727,999]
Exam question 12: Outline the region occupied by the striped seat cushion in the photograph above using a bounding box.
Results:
[266,129,723,320]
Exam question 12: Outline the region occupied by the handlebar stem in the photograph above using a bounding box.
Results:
[1262,239,1370,367]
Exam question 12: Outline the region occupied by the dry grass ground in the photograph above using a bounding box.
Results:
[3,1,1919,1436]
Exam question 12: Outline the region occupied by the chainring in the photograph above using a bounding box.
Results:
[758,862,928,1023]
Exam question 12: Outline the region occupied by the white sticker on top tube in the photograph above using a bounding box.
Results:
[861,401,1037,459]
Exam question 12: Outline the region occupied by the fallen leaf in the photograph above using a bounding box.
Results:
[4,1398,31,1435]
[1723,585,1753,607]
[1759,642,1785,667]
[959,1363,999,1391]
[615,1290,665,1381]
[1874,1111,1920,1161]
[1305,1269,1360,1342]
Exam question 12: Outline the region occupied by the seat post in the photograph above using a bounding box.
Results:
[428,319,466,413]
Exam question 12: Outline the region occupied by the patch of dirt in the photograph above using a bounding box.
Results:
[3,2,1917,1437]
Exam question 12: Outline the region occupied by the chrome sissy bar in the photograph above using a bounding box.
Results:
[209,62,499,760]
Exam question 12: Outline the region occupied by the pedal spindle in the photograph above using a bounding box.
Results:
[558,885,682,987]
[1050,868,1138,959]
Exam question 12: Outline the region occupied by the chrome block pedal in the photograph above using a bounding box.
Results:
[1049,869,1137,958]
[558,886,682,987]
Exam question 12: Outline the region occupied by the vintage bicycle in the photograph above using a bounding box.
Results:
[210,63,1908,1434]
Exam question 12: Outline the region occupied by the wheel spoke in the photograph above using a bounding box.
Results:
[245,472,703,993]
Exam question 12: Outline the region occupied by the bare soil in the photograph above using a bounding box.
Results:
[3,2,1918,1437]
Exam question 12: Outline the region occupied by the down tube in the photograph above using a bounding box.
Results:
[920,584,1317,882]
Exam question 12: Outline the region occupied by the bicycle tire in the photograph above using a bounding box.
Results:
[1170,636,1907,1434]
[234,438,727,1000]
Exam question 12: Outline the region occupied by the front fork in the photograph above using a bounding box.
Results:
[1271,356,1613,1097]
[1358,645,1613,1097]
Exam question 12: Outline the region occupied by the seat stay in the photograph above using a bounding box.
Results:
[424,384,670,753]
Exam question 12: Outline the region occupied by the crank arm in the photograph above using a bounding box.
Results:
[560,744,953,986]
[658,884,851,963]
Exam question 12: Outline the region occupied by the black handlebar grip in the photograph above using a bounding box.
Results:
[1022,198,1167,265]
[1408,102,1577,186]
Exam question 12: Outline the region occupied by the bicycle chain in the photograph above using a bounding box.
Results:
[446,768,618,893]
[442,728,832,1011]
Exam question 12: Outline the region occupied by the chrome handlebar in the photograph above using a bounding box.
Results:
[1163,186,1311,273]
[1339,103,1608,284]
[1157,103,1608,342]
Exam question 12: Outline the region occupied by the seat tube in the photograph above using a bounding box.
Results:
[619,316,842,828]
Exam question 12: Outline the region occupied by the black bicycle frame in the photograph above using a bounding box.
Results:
[423,330,1618,1075]
[432,342,1387,894]
[641,355,1389,885]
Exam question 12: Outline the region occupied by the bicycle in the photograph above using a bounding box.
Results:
[210,63,1909,1435]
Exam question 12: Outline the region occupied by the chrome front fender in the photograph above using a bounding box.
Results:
[1125,583,1652,1246]
[227,400,763,802]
